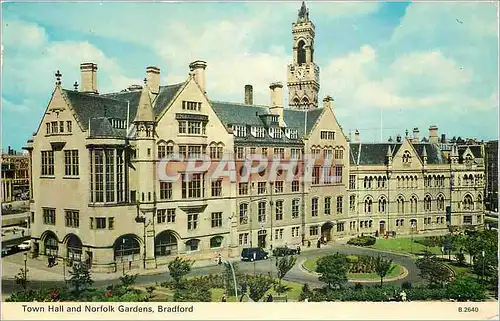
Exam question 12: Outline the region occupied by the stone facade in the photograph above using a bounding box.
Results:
[26,2,485,272]
[1,148,30,203]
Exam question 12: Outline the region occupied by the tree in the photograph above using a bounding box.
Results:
[168,257,194,289]
[415,252,450,288]
[275,255,297,294]
[316,253,348,290]
[247,275,275,302]
[373,255,395,286]
[68,263,93,295]
[15,267,29,293]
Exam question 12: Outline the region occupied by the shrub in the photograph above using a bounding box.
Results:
[406,286,447,301]
[354,282,363,290]
[347,236,376,247]
[445,276,486,302]
[455,252,466,266]
[346,255,358,263]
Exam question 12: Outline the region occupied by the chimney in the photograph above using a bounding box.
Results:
[413,127,419,143]
[322,95,334,109]
[244,85,253,105]
[429,125,439,144]
[396,134,402,143]
[269,82,284,125]
[441,134,446,143]
[189,60,207,93]
[80,62,98,94]
[146,66,160,95]
[355,129,360,143]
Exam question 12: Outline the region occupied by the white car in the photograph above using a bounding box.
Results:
[18,240,31,251]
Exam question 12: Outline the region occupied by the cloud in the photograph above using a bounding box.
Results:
[2,20,47,48]
[2,20,138,98]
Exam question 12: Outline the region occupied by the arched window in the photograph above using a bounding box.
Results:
[437,194,445,211]
[477,194,483,210]
[66,234,83,262]
[364,197,373,214]
[368,177,373,189]
[239,203,248,224]
[463,195,474,210]
[397,176,401,188]
[378,196,386,213]
[297,40,306,65]
[424,195,432,211]
[185,239,200,252]
[44,233,59,257]
[410,195,418,213]
[397,196,405,214]
[364,177,368,189]
[114,235,141,261]
[402,150,411,163]
[210,236,224,249]
[382,176,387,188]
[155,231,178,257]
[293,98,300,106]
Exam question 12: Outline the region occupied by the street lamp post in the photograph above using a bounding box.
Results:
[223,260,238,299]
[481,250,485,283]
[410,222,415,254]
[23,252,28,296]
[121,239,126,276]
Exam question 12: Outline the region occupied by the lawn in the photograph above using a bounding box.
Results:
[139,278,303,302]
[369,237,442,255]
[303,258,404,280]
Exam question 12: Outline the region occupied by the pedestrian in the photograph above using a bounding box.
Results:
[297,245,301,255]
[47,255,51,267]
[218,253,222,265]
[221,294,227,302]
[316,239,321,248]
[400,290,407,302]
[21,230,25,237]
[266,294,273,302]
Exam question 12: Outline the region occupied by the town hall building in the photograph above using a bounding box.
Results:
[25,2,485,272]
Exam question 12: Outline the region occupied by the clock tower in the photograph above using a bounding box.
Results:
[287,1,320,110]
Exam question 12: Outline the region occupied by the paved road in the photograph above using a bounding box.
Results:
[2,243,423,299]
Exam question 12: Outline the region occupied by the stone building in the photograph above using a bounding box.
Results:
[1,147,30,203]
[25,2,484,272]
[485,140,498,212]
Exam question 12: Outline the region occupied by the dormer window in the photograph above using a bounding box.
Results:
[233,125,247,137]
[251,126,266,138]
[269,127,282,139]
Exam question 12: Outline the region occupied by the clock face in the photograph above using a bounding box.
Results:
[296,68,305,79]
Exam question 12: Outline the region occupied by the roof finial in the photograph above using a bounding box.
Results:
[143,77,147,85]
[73,81,79,91]
[55,70,62,86]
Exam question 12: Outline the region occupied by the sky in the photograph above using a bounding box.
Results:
[2,1,499,150]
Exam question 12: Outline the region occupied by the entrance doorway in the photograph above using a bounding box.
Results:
[258,230,267,248]
[379,221,386,235]
[321,222,334,242]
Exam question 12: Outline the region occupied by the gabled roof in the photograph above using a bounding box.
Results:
[413,143,447,164]
[349,143,402,165]
[349,142,447,166]
[62,83,185,137]
[210,101,323,144]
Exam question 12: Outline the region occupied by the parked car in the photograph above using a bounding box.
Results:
[18,240,31,251]
[272,246,298,257]
[1,245,18,257]
[241,247,269,261]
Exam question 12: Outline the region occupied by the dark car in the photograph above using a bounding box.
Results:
[1,245,18,257]
[241,247,269,261]
[272,246,298,257]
